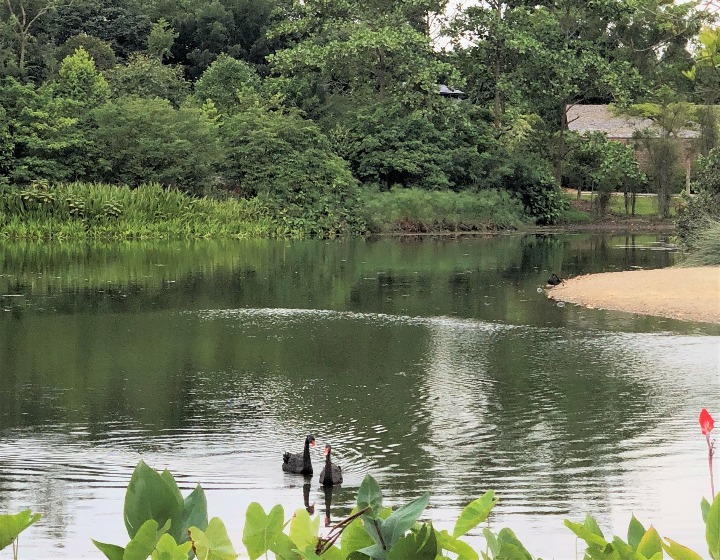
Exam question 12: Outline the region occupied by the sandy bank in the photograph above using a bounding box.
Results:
[547,267,720,324]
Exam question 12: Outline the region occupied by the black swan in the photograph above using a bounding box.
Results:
[547,273,563,286]
[282,434,316,475]
[319,444,343,486]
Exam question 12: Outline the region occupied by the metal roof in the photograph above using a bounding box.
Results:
[567,104,699,139]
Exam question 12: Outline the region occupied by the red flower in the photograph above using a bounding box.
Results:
[700,408,715,436]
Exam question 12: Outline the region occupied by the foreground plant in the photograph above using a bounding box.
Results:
[0,510,41,560]
[92,460,229,560]
[701,408,716,498]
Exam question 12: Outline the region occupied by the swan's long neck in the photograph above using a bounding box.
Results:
[303,439,312,470]
[322,449,332,484]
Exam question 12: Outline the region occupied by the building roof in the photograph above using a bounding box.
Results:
[438,84,465,98]
[567,104,699,139]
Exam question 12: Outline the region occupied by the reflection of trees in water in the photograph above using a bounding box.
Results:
[417,320,660,519]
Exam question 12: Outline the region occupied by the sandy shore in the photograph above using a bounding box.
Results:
[547,266,720,324]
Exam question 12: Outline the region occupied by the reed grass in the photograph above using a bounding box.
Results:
[0,182,278,240]
[679,219,720,266]
[362,188,528,233]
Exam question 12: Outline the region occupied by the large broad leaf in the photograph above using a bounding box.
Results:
[453,491,498,538]
[358,475,383,517]
[124,461,184,540]
[151,534,193,560]
[190,517,237,560]
[706,491,720,559]
[380,493,430,548]
[270,531,301,560]
[628,515,646,550]
[340,514,374,556]
[437,529,479,560]
[92,540,125,560]
[289,508,320,551]
[182,485,209,544]
[123,519,171,560]
[703,498,712,524]
[242,503,285,560]
[583,515,606,540]
[496,528,533,560]
[564,519,608,548]
[387,523,437,560]
[661,538,704,560]
[160,470,184,511]
[0,510,42,550]
[636,526,663,558]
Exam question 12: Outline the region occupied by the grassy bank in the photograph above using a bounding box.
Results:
[0,182,278,240]
[362,188,528,233]
[557,191,680,225]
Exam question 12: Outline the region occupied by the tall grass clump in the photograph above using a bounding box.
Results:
[362,188,528,233]
[679,219,720,266]
[0,182,278,240]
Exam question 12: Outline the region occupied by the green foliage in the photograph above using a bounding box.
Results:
[676,147,720,244]
[0,509,41,558]
[147,18,177,61]
[91,97,220,194]
[105,54,189,106]
[56,33,117,70]
[189,518,236,560]
[193,54,262,115]
[93,460,208,559]
[0,182,277,240]
[219,104,366,236]
[679,219,720,267]
[54,46,110,107]
[362,188,527,233]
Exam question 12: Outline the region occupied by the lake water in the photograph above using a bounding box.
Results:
[0,233,718,559]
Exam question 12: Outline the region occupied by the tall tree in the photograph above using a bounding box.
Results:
[3,0,61,71]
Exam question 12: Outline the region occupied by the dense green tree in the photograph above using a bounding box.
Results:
[144,0,276,79]
[219,104,365,234]
[90,96,221,194]
[0,77,89,183]
[193,53,261,114]
[146,18,177,61]
[55,34,116,70]
[53,47,109,108]
[105,54,189,106]
[267,0,457,117]
[51,0,151,59]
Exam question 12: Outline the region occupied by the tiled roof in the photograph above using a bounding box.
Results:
[567,104,699,139]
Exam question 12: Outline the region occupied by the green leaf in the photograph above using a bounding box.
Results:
[387,523,437,560]
[628,515,646,550]
[661,538,704,560]
[703,498,711,523]
[124,461,184,540]
[151,534,193,560]
[289,508,319,551]
[706,491,720,559]
[182,485,208,544]
[92,540,125,560]
[270,530,301,560]
[583,515,605,539]
[437,529,479,560]
[637,526,663,558]
[453,491,498,538]
[564,519,608,548]
[380,493,430,548]
[0,509,42,550]
[497,528,533,560]
[190,517,237,560]
[242,503,285,559]
[123,519,170,560]
[340,514,374,556]
[358,475,383,517]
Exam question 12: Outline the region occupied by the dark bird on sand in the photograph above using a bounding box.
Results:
[319,444,343,486]
[283,434,316,475]
[547,273,563,286]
